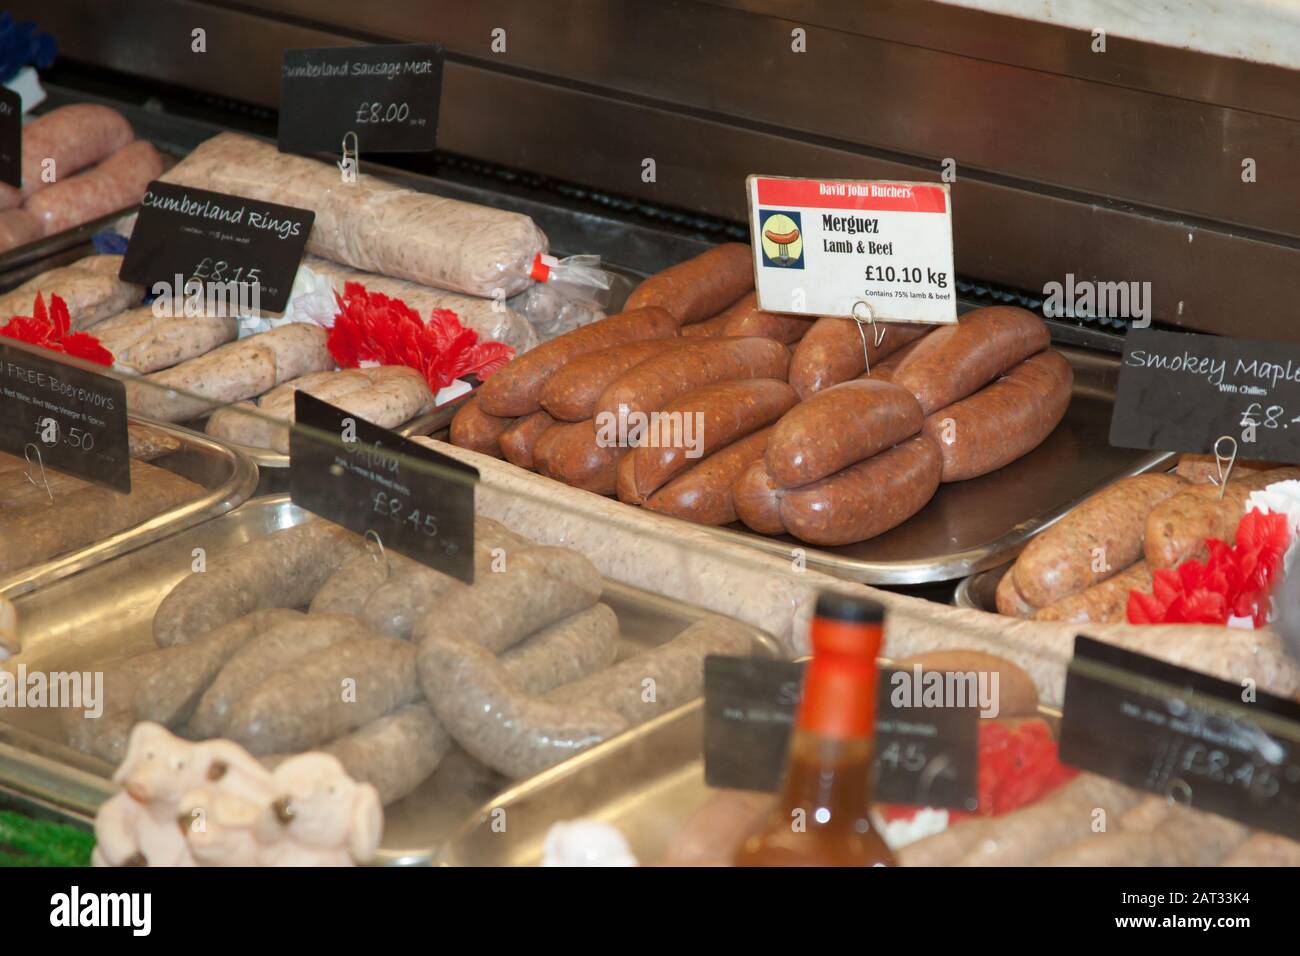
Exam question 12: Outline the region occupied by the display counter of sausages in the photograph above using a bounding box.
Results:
[0,84,1297,873]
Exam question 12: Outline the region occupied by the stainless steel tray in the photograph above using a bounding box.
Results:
[953,564,1009,614]
[0,417,258,600]
[698,346,1175,585]
[0,493,780,865]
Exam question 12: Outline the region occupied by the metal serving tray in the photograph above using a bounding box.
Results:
[0,493,780,865]
[698,346,1174,585]
[953,564,1010,615]
[0,417,257,600]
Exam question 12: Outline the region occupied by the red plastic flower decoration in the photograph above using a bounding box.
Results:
[0,293,113,366]
[1126,507,1291,626]
[326,283,514,392]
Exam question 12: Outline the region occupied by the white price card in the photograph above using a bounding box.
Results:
[746,175,957,325]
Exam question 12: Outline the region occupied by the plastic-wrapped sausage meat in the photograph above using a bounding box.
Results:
[24,141,165,237]
[19,104,134,198]
[303,255,538,355]
[162,132,547,297]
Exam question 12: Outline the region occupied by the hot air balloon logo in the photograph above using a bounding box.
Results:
[758,211,804,268]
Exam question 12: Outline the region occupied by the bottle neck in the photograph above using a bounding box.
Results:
[795,621,881,740]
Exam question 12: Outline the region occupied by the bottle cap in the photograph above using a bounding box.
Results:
[815,591,884,624]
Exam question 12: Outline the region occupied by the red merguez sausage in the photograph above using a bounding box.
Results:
[538,338,681,421]
[624,243,754,325]
[720,291,814,344]
[890,306,1050,414]
[534,419,625,494]
[778,435,943,546]
[788,317,932,399]
[922,349,1072,481]
[498,409,557,469]
[765,378,923,487]
[643,427,772,525]
[594,337,790,425]
[449,395,515,458]
[477,306,678,417]
[732,458,789,535]
[627,378,797,500]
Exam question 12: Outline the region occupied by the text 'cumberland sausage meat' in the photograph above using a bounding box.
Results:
[922,349,1074,482]
[1011,471,1185,608]
[627,379,797,500]
[788,317,931,399]
[624,243,754,325]
[765,378,923,487]
[641,428,772,524]
[891,306,1050,414]
[538,338,682,421]
[476,306,678,417]
[594,336,790,424]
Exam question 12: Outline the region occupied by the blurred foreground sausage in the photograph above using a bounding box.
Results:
[625,243,754,325]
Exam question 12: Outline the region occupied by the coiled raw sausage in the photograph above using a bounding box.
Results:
[777,435,943,546]
[642,428,772,525]
[24,141,165,237]
[1031,560,1153,624]
[19,104,134,198]
[627,379,797,500]
[538,338,681,421]
[719,291,813,343]
[499,409,556,469]
[788,317,931,399]
[1011,471,1183,608]
[922,349,1073,482]
[891,306,1050,414]
[766,378,923,487]
[449,395,515,459]
[535,419,626,494]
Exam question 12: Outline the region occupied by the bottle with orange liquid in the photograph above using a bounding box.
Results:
[734,592,896,867]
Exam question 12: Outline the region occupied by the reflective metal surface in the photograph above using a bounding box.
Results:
[0,493,779,864]
[0,418,258,599]
[953,564,1008,615]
